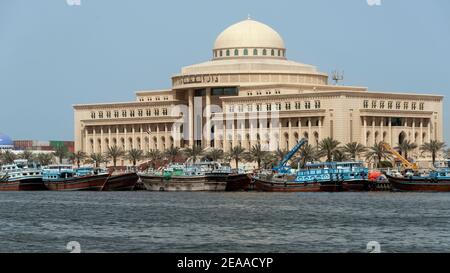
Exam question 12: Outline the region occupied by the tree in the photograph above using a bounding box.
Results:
[36,153,54,166]
[53,145,68,164]
[69,151,87,168]
[88,153,106,168]
[261,152,278,169]
[226,146,246,170]
[146,149,162,169]
[19,149,35,163]
[420,140,446,166]
[274,148,289,161]
[204,148,224,162]
[247,144,267,169]
[183,146,204,164]
[0,150,16,164]
[318,137,341,162]
[365,142,391,168]
[126,148,144,167]
[342,142,366,161]
[396,139,418,160]
[106,146,125,168]
[164,147,181,163]
[332,149,349,162]
[294,144,320,168]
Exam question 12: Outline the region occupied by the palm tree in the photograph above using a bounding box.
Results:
[396,140,418,160]
[227,146,246,170]
[318,137,341,162]
[364,142,391,168]
[146,149,163,169]
[205,148,224,162]
[342,142,366,160]
[183,146,204,164]
[421,140,446,166]
[295,144,320,168]
[261,152,278,169]
[19,149,35,163]
[53,145,68,164]
[88,153,106,168]
[274,148,289,161]
[106,146,125,168]
[164,147,181,163]
[247,143,267,169]
[0,150,16,164]
[333,149,349,162]
[36,153,54,166]
[69,151,87,168]
[126,148,144,167]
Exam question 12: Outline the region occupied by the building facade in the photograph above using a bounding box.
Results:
[74,19,444,164]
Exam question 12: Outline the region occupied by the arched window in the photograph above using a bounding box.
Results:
[262,49,267,56]
[234,49,239,56]
[243,48,248,56]
[278,50,281,56]
[220,50,223,57]
[271,49,275,56]
[226,49,230,56]
[253,49,258,55]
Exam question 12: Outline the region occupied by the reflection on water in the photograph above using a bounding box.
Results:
[0,192,449,253]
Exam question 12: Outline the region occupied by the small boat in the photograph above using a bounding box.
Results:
[43,165,109,191]
[0,160,46,191]
[139,162,231,192]
[103,171,139,191]
[387,168,450,192]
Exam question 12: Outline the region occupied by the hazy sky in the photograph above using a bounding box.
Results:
[0,0,449,142]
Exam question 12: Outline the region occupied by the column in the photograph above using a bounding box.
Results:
[420,119,424,145]
[380,117,384,142]
[84,129,89,154]
[412,119,416,143]
[132,125,136,149]
[298,118,302,139]
[372,118,376,145]
[156,123,160,150]
[188,89,194,147]
[288,118,293,150]
[318,118,322,143]
[388,118,392,145]
[363,117,367,146]
[100,126,104,153]
[308,118,312,142]
[205,88,212,148]
[93,127,97,153]
[165,123,169,149]
[427,119,431,142]
[108,126,112,150]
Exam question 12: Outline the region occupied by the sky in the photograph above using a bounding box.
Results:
[0,0,449,142]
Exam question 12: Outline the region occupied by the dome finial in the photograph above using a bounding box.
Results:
[247,14,251,20]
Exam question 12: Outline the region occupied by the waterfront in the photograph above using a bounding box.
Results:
[0,192,450,253]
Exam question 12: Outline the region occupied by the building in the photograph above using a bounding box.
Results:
[13,140,74,153]
[0,133,14,151]
[73,18,444,164]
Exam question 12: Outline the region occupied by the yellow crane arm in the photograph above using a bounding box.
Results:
[382,142,419,170]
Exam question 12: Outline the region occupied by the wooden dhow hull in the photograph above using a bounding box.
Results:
[253,177,322,192]
[103,172,139,191]
[139,174,227,192]
[44,174,108,191]
[0,177,46,191]
[387,175,450,192]
[225,173,252,191]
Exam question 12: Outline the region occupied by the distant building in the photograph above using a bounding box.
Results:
[13,140,74,153]
[0,133,14,151]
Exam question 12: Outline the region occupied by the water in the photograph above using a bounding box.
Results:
[0,191,449,253]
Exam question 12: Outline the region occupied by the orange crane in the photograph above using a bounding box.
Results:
[381,142,419,170]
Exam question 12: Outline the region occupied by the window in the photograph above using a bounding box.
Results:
[244,49,248,56]
[266,104,272,111]
[315,100,321,109]
[372,101,377,109]
[363,100,369,109]
[285,102,291,110]
[146,109,151,116]
[162,108,168,116]
[122,110,127,117]
[253,49,258,55]
[263,49,267,56]
[98,111,103,118]
[271,49,275,56]
[106,111,111,118]
[396,102,401,110]
[278,50,281,56]
[380,101,385,109]
[229,105,235,113]
[420,103,424,110]
[138,109,143,117]
[211,87,238,96]
[388,101,393,109]
[412,102,416,110]
[256,104,262,112]
[275,103,281,111]
[247,104,253,112]
[91,112,96,119]
[130,110,135,117]
[295,101,301,110]
[114,110,119,118]
[238,105,243,112]
[403,102,409,110]
[220,50,223,57]
[305,101,311,109]
[154,109,159,116]
[234,49,239,56]
[226,49,230,56]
